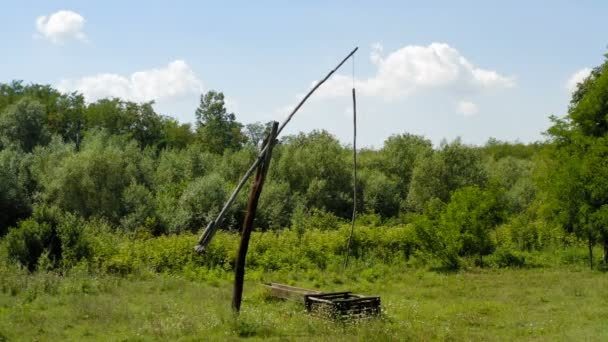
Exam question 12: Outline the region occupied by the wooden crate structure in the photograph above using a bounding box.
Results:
[304,292,381,320]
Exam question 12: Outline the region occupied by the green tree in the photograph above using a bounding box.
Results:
[0,98,50,152]
[34,132,151,224]
[47,92,86,146]
[160,118,195,149]
[276,130,351,217]
[84,98,136,136]
[414,186,503,268]
[545,54,608,267]
[195,91,246,154]
[378,133,432,199]
[406,138,487,212]
[244,121,272,147]
[172,173,229,233]
[0,148,31,234]
[360,169,400,218]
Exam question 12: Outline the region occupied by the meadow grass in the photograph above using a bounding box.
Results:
[1,263,607,341]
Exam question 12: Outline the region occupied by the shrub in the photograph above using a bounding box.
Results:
[56,213,93,268]
[488,247,526,268]
[5,219,58,271]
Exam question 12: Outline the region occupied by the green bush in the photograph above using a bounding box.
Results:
[5,219,58,271]
[56,213,93,268]
[488,247,526,268]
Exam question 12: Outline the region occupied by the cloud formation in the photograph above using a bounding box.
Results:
[456,100,479,116]
[36,10,87,43]
[320,42,515,99]
[57,60,204,103]
[566,67,592,93]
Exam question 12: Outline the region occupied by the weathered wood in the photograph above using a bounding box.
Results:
[304,292,381,320]
[276,47,358,136]
[232,122,279,313]
[344,87,358,269]
[264,282,320,302]
[194,47,359,253]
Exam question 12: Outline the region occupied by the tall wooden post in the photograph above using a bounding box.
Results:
[232,121,279,313]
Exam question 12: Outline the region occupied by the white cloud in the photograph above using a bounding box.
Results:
[57,60,204,103]
[320,42,515,99]
[36,10,87,43]
[456,100,479,116]
[566,67,592,93]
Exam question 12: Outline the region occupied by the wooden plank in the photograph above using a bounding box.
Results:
[264,283,320,302]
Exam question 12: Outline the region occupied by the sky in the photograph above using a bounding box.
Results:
[1,1,607,148]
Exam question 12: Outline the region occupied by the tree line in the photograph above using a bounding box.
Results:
[1,52,608,270]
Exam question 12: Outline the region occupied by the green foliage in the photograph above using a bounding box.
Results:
[360,169,400,218]
[4,206,94,271]
[406,138,487,212]
[160,118,195,149]
[56,213,93,268]
[545,54,608,267]
[34,132,150,224]
[195,90,246,154]
[120,182,157,233]
[487,247,526,268]
[0,148,31,234]
[257,180,293,230]
[172,173,230,233]
[413,199,461,269]
[277,130,351,217]
[1,71,607,276]
[0,98,50,152]
[376,133,432,201]
[485,156,536,214]
[414,186,504,268]
[5,219,57,271]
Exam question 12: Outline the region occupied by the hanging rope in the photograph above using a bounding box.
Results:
[344,54,357,270]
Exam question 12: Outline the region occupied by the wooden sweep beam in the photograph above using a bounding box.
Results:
[194,46,358,253]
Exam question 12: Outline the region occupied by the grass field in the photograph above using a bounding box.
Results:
[1,263,607,341]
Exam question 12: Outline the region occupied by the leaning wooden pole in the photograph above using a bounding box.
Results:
[232,121,279,313]
[194,47,358,253]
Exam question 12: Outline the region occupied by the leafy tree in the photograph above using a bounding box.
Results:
[121,181,157,233]
[84,98,136,136]
[414,186,503,268]
[482,138,544,161]
[195,90,246,154]
[0,98,50,152]
[360,169,400,218]
[257,180,293,230]
[0,82,63,119]
[46,92,86,146]
[545,54,608,267]
[485,156,536,214]
[406,138,487,212]
[160,118,195,149]
[276,130,351,217]
[129,102,165,148]
[35,132,150,224]
[0,81,26,113]
[0,148,31,234]
[172,173,229,233]
[413,199,460,268]
[244,121,272,147]
[5,218,57,271]
[442,186,503,264]
[378,133,432,198]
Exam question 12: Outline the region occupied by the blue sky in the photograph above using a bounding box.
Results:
[1,1,607,147]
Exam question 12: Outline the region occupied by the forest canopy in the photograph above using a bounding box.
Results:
[1,52,608,271]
